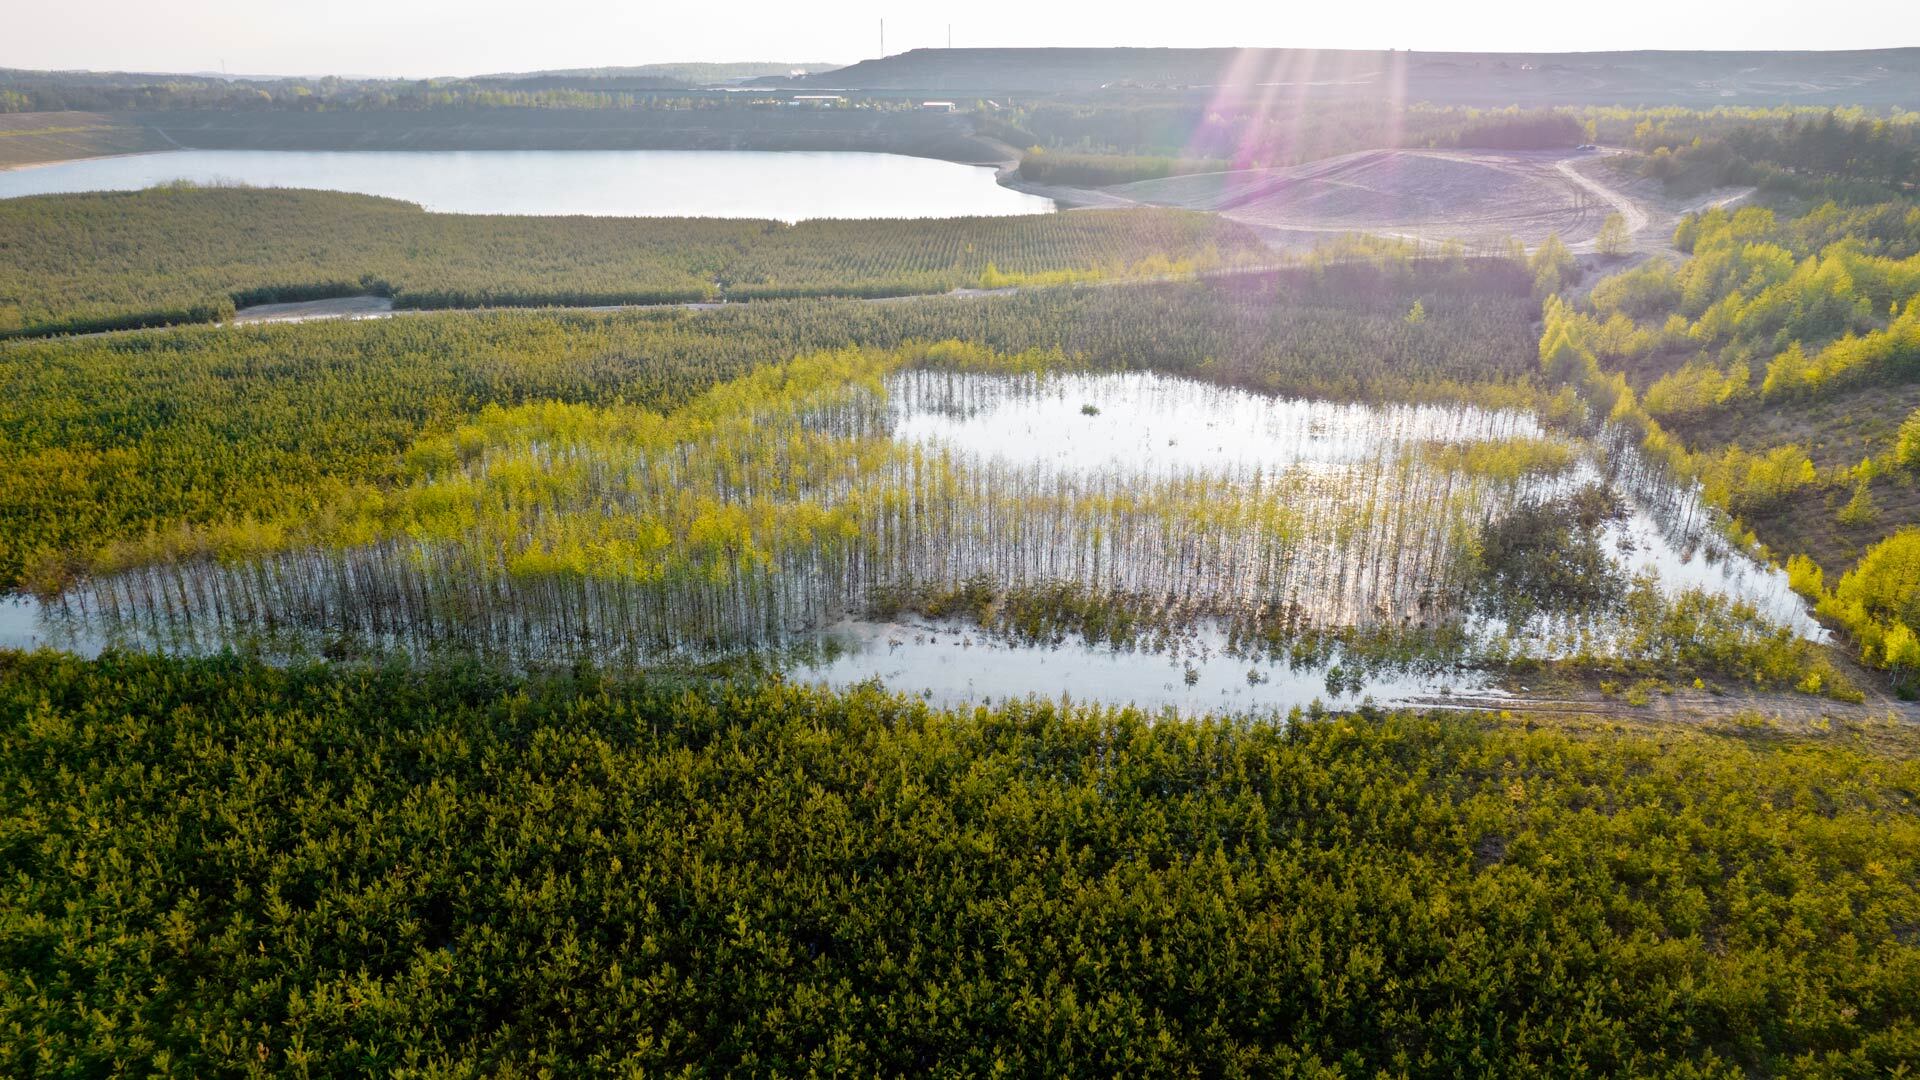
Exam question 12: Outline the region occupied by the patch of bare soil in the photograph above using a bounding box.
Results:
[1113,149,1626,252]
[1568,155,1754,251]
[1751,478,1920,573]
[1679,379,1920,471]
[0,111,167,169]
[1424,668,1920,734]
[1666,379,1920,571]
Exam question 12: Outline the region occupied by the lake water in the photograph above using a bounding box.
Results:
[0,149,1056,220]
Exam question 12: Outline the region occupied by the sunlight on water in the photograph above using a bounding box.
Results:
[888,370,1547,475]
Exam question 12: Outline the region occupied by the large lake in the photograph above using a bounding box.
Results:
[0,149,1056,220]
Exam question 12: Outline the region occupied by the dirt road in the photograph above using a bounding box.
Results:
[1555,154,1647,250]
[1070,146,1711,257]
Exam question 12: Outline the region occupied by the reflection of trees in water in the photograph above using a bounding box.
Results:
[47,365,1789,672]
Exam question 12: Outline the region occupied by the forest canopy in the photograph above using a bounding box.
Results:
[0,650,1914,1077]
[0,188,1266,337]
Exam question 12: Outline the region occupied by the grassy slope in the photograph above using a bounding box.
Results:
[0,110,163,168]
[1665,381,1920,570]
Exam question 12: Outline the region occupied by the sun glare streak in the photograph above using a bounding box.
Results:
[1382,47,1409,150]
[1179,49,1418,169]
[1275,49,1326,168]
[1190,47,1266,164]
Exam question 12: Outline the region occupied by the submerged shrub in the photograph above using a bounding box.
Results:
[1473,483,1628,619]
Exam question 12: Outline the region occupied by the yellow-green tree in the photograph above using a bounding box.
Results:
[1595,213,1630,257]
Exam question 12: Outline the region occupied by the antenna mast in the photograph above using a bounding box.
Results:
[880,19,885,57]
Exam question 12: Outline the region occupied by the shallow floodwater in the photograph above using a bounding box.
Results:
[796,619,1502,713]
[1,371,1827,713]
[888,370,1547,476]
[2,597,1497,714]
[0,149,1056,220]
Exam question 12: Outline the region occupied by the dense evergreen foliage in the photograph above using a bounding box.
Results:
[0,651,1914,1076]
[1627,110,1920,200]
[0,188,1264,336]
[1474,484,1627,619]
[1017,151,1230,187]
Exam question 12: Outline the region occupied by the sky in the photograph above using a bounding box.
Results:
[5,0,1916,78]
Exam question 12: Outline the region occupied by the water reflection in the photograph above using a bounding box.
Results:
[796,618,1504,713]
[0,149,1056,220]
[2,370,1828,710]
[888,370,1547,475]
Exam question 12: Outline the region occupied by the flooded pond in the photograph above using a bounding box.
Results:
[0,149,1056,220]
[2,598,1501,714]
[889,370,1549,475]
[3,367,1824,713]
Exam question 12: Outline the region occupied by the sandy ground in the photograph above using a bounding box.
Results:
[986,153,1142,210]
[1106,149,1606,250]
[1573,156,1755,252]
[0,151,179,174]
[1430,684,1920,727]
[1044,147,1755,257]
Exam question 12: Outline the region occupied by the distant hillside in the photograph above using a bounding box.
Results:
[0,63,848,108]
[0,110,166,168]
[797,47,1920,106]
[478,62,842,85]
[129,107,1006,164]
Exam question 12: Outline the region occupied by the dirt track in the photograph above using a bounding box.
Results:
[1424,685,1920,729]
[1098,148,1691,254]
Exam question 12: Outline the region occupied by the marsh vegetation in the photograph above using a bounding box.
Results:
[22,347,1842,705]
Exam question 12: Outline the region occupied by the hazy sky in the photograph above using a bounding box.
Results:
[7,0,1916,78]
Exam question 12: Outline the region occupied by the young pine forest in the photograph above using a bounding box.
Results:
[0,188,1262,336]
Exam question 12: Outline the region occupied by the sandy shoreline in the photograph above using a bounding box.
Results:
[0,149,176,174]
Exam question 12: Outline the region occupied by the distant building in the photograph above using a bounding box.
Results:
[792,94,846,107]
[919,101,958,112]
